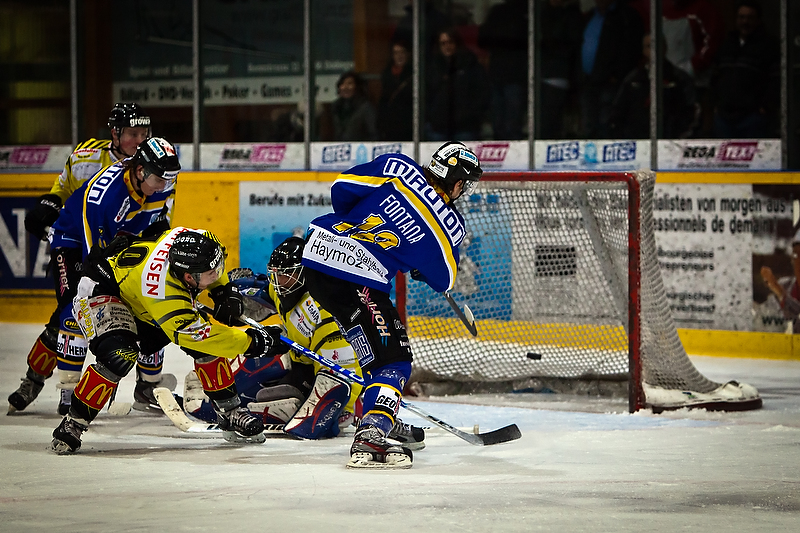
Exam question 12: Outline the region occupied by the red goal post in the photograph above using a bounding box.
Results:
[397,170,761,413]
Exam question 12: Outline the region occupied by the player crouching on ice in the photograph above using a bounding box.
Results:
[181,236,425,449]
[300,141,482,469]
[50,228,289,454]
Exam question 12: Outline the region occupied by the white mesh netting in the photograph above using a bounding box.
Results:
[403,171,726,405]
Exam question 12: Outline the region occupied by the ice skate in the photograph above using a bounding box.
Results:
[133,373,178,413]
[347,424,413,469]
[387,418,426,451]
[50,414,89,454]
[7,373,45,414]
[218,406,266,444]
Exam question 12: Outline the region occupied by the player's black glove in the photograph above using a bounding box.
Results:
[103,234,132,258]
[410,269,426,282]
[141,217,170,238]
[25,193,62,241]
[209,282,245,326]
[83,245,120,296]
[244,326,290,358]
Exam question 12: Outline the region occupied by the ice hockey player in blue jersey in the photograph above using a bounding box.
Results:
[7,137,180,416]
[301,141,483,468]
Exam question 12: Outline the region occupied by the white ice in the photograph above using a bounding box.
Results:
[1,323,799,531]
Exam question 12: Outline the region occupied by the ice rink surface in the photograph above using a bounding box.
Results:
[1,322,799,532]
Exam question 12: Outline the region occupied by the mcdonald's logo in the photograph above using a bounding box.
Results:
[27,339,58,375]
[194,358,234,391]
[74,366,117,410]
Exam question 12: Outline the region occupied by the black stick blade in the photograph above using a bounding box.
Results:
[477,424,522,446]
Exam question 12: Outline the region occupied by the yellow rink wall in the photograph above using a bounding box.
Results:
[1,170,799,361]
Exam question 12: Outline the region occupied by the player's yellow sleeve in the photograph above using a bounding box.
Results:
[50,139,115,203]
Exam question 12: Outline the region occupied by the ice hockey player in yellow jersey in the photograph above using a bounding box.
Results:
[50,228,289,454]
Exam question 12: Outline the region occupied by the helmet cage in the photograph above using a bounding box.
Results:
[268,264,305,297]
[267,237,306,296]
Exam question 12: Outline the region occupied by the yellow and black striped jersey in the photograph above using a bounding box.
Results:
[50,139,119,204]
[109,227,251,359]
[268,282,363,411]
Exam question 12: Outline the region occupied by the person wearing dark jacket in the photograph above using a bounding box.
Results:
[478,0,528,140]
[425,28,490,141]
[609,33,697,139]
[538,0,584,139]
[331,71,378,142]
[378,40,413,141]
[579,0,644,139]
[711,0,779,139]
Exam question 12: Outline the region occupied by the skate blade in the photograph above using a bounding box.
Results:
[50,438,78,455]
[7,404,18,415]
[346,452,413,469]
[222,430,266,444]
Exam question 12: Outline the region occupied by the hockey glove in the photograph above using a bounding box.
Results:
[244,326,290,359]
[83,246,121,297]
[25,193,62,241]
[410,269,427,283]
[141,217,170,238]
[209,283,246,326]
[103,234,132,258]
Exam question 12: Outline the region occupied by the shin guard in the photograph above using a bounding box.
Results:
[26,333,59,378]
[72,364,120,422]
[359,362,411,436]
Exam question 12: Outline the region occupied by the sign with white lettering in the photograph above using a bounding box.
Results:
[533,140,651,170]
[659,139,781,169]
[239,181,334,273]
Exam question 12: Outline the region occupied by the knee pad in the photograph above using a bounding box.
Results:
[92,332,139,377]
[284,372,351,440]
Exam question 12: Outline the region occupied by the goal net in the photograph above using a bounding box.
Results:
[399,170,761,413]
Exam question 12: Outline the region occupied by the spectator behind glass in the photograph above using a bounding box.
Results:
[710,0,779,139]
[609,33,697,139]
[579,0,644,139]
[393,0,452,60]
[630,0,723,137]
[538,0,583,139]
[425,28,490,141]
[378,40,413,141]
[331,71,378,142]
[477,0,528,140]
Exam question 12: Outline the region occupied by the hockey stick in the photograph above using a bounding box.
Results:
[233,310,520,446]
[444,291,477,336]
[152,387,289,436]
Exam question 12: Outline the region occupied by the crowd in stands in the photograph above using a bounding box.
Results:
[312,0,779,143]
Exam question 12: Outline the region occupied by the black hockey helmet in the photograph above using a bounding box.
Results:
[267,236,305,296]
[169,230,226,286]
[134,137,181,185]
[427,141,483,200]
[108,102,151,136]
